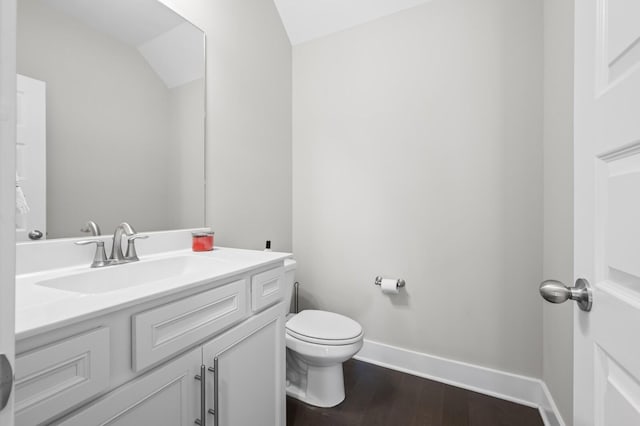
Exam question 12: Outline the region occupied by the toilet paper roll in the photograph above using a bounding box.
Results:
[381,278,399,295]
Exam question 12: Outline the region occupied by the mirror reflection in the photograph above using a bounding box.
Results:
[16,0,206,241]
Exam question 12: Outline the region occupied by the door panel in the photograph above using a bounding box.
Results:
[603,0,640,83]
[203,305,285,426]
[574,0,640,424]
[218,320,279,425]
[592,283,640,425]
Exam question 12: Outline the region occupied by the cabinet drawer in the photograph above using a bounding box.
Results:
[55,348,201,426]
[251,266,285,312]
[15,328,110,426]
[133,279,248,371]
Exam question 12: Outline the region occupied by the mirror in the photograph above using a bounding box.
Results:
[16,0,205,240]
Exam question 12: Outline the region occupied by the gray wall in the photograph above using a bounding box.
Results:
[17,0,176,237]
[161,0,293,252]
[292,0,544,377]
[542,0,574,423]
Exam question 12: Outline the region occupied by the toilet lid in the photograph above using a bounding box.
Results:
[286,310,363,345]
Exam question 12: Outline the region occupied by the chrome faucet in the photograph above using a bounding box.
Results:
[109,222,148,264]
[80,220,101,236]
[75,222,148,268]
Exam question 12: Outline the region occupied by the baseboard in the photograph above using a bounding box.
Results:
[354,339,565,426]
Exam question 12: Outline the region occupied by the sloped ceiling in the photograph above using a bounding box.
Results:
[42,0,204,88]
[273,0,433,45]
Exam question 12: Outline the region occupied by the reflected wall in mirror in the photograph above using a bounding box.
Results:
[16,0,206,240]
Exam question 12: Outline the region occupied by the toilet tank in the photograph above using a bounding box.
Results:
[283,259,297,314]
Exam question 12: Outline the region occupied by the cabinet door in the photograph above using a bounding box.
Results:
[56,348,201,426]
[203,304,285,426]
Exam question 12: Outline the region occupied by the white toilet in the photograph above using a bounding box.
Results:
[283,259,364,408]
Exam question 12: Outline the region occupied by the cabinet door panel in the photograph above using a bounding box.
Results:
[203,305,285,426]
[55,348,201,426]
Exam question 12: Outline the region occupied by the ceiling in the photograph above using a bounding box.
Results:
[42,0,204,88]
[273,0,433,45]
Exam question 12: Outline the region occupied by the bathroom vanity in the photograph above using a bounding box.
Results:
[14,230,290,426]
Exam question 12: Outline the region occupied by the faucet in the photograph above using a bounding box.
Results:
[80,220,101,236]
[75,222,148,268]
[109,222,148,264]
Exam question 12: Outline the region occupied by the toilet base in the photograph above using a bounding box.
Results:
[286,362,345,408]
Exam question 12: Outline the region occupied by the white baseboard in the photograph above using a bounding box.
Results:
[353,339,565,426]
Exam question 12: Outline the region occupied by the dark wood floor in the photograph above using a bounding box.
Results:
[286,360,544,426]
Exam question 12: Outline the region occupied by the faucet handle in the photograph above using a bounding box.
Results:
[75,239,108,268]
[125,234,149,261]
[80,220,101,236]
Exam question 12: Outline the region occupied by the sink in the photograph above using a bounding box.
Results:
[35,256,218,294]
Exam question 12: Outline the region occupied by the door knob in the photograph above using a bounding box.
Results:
[28,230,43,240]
[539,278,593,312]
[0,354,12,411]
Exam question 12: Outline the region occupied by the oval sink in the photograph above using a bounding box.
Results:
[35,256,219,294]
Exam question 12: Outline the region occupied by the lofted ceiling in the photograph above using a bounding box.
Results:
[273,0,433,45]
[42,0,204,88]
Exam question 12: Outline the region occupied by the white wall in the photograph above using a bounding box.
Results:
[542,0,574,423]
[293,0,543,377]
[161,0,293,252]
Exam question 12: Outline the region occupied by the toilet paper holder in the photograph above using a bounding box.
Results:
[374,276,406,289]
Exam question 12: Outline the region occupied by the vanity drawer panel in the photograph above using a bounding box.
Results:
[15,328,110,426]
[251,266,285,312]
[133,279,248,371]
[54,348,201,426]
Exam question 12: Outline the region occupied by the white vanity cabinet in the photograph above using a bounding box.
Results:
[202,304,285,426]
[15,256,288,426]
[55,304,285,426]
[54,348,202,426]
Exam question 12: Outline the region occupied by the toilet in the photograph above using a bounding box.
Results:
[283,259,364,408]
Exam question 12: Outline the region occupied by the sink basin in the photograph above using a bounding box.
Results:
[35,256,218,294]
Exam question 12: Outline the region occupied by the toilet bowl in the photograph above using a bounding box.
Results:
[283,260,364,408]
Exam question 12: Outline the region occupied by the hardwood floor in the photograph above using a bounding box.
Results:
[286,360,544,426]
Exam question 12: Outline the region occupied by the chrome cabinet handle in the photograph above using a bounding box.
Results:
[0,354,13,411]
[195,365,206,426]
[539,278,593,312]
[208,357,219,426]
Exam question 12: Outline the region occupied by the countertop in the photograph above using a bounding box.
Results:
[16,247,291,340]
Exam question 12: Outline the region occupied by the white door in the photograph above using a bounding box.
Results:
[573,0,640,424]
[0,0,16,424]
[15,74,46,242]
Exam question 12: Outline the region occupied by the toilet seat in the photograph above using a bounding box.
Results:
[286,310,363,346]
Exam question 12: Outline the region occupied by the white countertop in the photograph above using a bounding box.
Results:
[16,246,291,340]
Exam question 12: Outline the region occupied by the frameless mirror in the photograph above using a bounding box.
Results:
[16,0,205,241]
